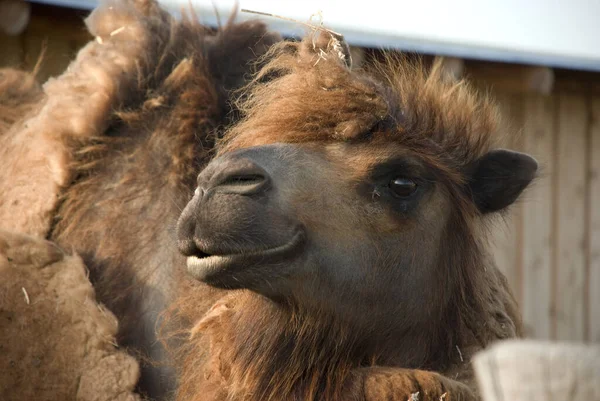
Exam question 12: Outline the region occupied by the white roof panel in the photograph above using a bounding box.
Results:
[30,0,600,72]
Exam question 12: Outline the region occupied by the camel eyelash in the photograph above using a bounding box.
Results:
[368,158,432,184]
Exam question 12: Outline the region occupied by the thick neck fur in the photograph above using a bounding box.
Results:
[194,292,464,401]
[188,238,476,401]
[183,217,504,401]
[195,292,373,401]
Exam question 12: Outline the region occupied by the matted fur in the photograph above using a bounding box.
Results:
[169,31,523,401]
[220,34,503,190]
[0,230,140,401]
[48,0,281,398]
[0,0,175,237]
[0,0,280,398]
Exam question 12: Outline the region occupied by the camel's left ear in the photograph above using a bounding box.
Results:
[468,149,538,214]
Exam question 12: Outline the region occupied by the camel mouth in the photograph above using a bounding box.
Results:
[185,228,306,284]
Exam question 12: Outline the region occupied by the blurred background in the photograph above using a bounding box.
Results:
[1,0,599,344]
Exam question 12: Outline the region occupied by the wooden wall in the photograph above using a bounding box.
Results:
[1,3,598,344]
[491,90,600,343]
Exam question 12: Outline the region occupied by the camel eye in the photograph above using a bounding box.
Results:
[389,177,417,198]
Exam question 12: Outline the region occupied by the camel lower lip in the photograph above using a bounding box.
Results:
[186,229,305,282]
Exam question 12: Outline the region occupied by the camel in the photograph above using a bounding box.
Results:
[171,31,537,401]
[0,1,536,399]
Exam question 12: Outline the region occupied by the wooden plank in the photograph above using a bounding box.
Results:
[349,46,365,69]
[521,95,555,339]
[435,56,464,82]
[554,68,600,96]
[508,94,525,309]
[490,92,523,303]
[466,61,554,95]
[588,97,600,343]
[491,212,518,295]
[555,94,587,341]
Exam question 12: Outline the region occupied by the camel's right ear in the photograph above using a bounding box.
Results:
[468,149,538,214]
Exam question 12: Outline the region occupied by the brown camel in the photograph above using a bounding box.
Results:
[2,1,534,399]
[171,31,537,401]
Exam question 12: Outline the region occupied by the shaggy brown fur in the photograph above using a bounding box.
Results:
[169,31,526,401]
[0,0,179,238]
[220,35,501,175]
[47,0,281,399]
[0,230,140,401]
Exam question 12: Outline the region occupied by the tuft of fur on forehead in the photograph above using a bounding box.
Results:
[219,31,503,179]
[371,54,502,167]
[218,30,387,150]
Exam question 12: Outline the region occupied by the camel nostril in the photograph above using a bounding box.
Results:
[211,162,270,196]
[219,174,266,187]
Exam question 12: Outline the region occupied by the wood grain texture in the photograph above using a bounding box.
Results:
[521,95,554,339]
[555,94,587,341]
[588,97,600,342]
[491,93,524,305]
[473,340,600,401]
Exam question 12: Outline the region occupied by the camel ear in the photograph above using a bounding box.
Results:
[469,149,538,214]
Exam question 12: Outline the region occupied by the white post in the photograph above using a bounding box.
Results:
[473,340,600,401]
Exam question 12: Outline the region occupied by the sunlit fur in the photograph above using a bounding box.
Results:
[48,1,280,398]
